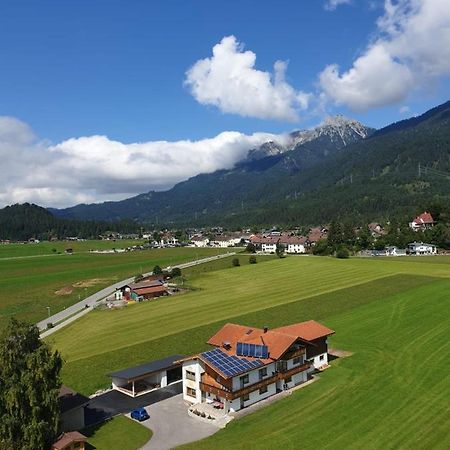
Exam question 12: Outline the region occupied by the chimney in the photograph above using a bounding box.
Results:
[263,327,268,333]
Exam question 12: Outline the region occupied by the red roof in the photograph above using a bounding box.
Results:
[206,320,334,362]
[52,432,87,450]
[412,211,434,225]
[274,320,335,341]
[133,285,167,296]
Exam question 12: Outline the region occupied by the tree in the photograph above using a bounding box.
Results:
[336,245,350,259]
[134,273,144,283]
[249,255,257,264]
[171,267,182,277]
[246,242,256,253]
[275,241,284,258]
[152,265,163,275]
[0,319,62,450]
[232,258,240,267]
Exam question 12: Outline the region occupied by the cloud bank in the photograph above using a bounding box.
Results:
[0,116,285,208]
[319,0,450,110]
[185,35,310,122]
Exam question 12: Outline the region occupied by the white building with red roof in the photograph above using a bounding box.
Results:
[180,320,334,412]
[409,211,435,231]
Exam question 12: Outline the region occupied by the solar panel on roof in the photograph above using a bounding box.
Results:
[236,342,269,359]
[201,348,264,377]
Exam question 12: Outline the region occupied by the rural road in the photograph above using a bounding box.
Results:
[38,251,235,334]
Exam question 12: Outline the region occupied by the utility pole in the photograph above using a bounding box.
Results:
[46,306,51,318]
[418,162,421,178]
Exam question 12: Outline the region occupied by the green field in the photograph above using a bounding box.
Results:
[47,255,450,449]
[83,415,151,450]
[0,239,148,258]
[0,245,229,326]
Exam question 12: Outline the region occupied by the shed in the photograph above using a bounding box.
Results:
[109,354,185,397]
[52,431,87,450]
[58,385,89,432]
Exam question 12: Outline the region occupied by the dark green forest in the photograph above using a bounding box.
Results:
[0,203,138,241]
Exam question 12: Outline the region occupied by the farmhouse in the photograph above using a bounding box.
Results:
[116,279,168,301]
[109,354,184,397]
[409,211,435,231]
[180,320,334,413]
[407,242,437,255]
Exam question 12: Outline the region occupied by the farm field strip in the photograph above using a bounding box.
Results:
[50,258,393,362]
[179,277,450,450]
[0,247,229,326]
[48,256,450,394]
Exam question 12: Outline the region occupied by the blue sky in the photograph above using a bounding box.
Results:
[0,0,449,207]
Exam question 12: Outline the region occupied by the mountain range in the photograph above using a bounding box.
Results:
[50,101,450,227]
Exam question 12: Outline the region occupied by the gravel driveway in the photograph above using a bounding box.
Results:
[136,394,219,450]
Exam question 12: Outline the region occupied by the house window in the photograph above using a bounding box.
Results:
[240,374,249,385]
[293,356,302,365]
[259,367,267,380]
[186,387,196,398]
[319,354,325,361]
[185,370,196,381]
[259,385,268,395]
[243,393,250,402]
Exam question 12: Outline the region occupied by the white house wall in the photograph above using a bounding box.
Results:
[182,360,204,404]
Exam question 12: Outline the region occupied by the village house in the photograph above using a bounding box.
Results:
[307,227,328,246]
[180,320,334,413]
[409,211,435,231]
[249,235,279,253]
[406,242,437,255]
[52,432,87,450]
[190,236,210,247]
[279,235,307,254]
[368,222,386,238]
[210,235,238,248]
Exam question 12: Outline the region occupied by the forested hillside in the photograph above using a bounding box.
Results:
[53,101,450,227]
[0,204,138,241]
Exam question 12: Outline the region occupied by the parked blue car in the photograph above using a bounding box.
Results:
[130,407,150,421]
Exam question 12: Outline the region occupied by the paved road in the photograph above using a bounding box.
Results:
[137,395,219,450]
[37,252,235,332]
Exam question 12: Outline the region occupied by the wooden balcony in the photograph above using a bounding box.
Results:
[199,362,311,401]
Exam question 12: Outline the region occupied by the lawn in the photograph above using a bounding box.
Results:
[179,277,450,450]
[47,256,450,396]
[83,415,151,450]
[0,239,148,258]
[0,246,229,326]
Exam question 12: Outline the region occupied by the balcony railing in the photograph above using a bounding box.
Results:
[199,362,311,400]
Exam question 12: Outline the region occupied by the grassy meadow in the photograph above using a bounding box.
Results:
[83,415,151,450]
[46,255,450,449]
[0,243,229,326]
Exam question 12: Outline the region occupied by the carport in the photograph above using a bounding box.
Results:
[109,354,184,397]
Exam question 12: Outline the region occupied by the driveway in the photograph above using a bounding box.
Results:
[136,395,219,450]
[85,383,182,427]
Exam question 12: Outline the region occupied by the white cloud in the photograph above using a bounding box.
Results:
[185,35,310,122]
[0,116,286,208]
[319,0,450,110]
[324,0,352,11]
[399,105,410,114]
